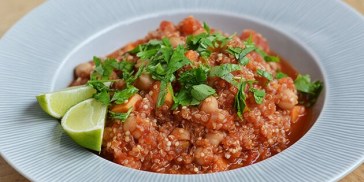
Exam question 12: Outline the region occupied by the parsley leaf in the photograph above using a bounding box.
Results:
[172,89,200,109]
[294,74,322,94]
[132,39,190,107]
[173,66,211,109]
[87,80,111,105]
[91,57,118,80]
[255,48,280,63]
[294,74,323,107]
[186,25,231,59]
[111,86,139,104]
[109,108,133,122]
[234,80,247,119]
[276,71,288,79]
[226,46,255,65]
[203,22,211,34]
[250,88,266,104]
[209,64,241,86]
[179,66,209,87]
[157,81,168,107]
[257,69,273,81]
[191,84,216,101]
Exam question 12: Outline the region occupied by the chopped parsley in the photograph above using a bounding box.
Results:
[250,88,266,104]
[255,48,280,63]
[226,34,279,65]
[179,65,209,87]
[87,80,111,105]
[209,63,241,86]
[190,84,216,101]
[226,46,255,65]
[173,66,215,109]
[186,24,231,58]
[109,108,133,122]
[111,86,139,104]
[131,38,191,107]
[257,69,273,81]
[234,79,247,119]
[294,74,323,107]
[276,71,288,79]
[91,57,118,80]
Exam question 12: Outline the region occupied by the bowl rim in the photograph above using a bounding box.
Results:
[1,0,364,181]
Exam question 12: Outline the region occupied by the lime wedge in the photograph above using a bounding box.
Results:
[36,85,96,119]
[61,98,107,151]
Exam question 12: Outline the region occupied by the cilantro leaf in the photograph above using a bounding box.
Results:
[91,57,118,80]
[87,80,111,105]
[186,26,231,59]
[209,64,241,86]
[191,84,216,101]
[93,90,110,105]
[276,71,288,79]
[250,88,265,104]
[173,66,212,109]
[294,74,322,94]
[257,69,273,81]
[109,108,133,122]
[111,86,138,104]
[234,80,247,119]
[172,89,200,109]
[179,66,209,87]
[157,81,168,107]
[294,74,323,107]
[255,48,280,63]
[226,47,255,65]
[203,22,211,34]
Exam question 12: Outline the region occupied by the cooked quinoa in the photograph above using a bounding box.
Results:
[70,16,322,174]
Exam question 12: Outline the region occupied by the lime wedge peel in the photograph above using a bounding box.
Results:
[36,85,96,119]
[61,98,107,152]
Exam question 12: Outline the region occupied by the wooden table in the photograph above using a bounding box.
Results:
[0,0,363,181]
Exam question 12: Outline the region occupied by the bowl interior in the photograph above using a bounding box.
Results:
[52,11,325,161]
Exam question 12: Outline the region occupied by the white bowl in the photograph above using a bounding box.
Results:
[0,0,363,181]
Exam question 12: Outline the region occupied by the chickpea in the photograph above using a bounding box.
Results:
[277,89,298,110]
[200,96,219,114]
[113,80,126,90]
[194,147,213,165]
[123,114,137,132]
[213,156,228,171]
[169,37,185,48]
[205,131,225,146]
[111,94,142,113]
[75,62,93,78]
[134,73,154,91]
[171,128,191,141]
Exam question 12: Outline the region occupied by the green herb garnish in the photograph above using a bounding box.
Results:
[294,74,323,107]
[131,38,191,107]
[91,57,119,80]
[257,69,273,81]
[87,80,111,105]
[276,71,288,79]
[111,86,139,104]
[250,88,266,104]
[234,79,247,119]
[191,84,216,101]
[209,63,241,86]
[255,48,280,63]
[173,66,215,109]
[186,28,231,58]
[109,108,133,122]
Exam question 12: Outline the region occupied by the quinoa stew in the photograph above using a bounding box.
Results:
[70,16,323,174]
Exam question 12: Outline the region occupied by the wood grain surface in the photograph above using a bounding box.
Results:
[0,0,363,181]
